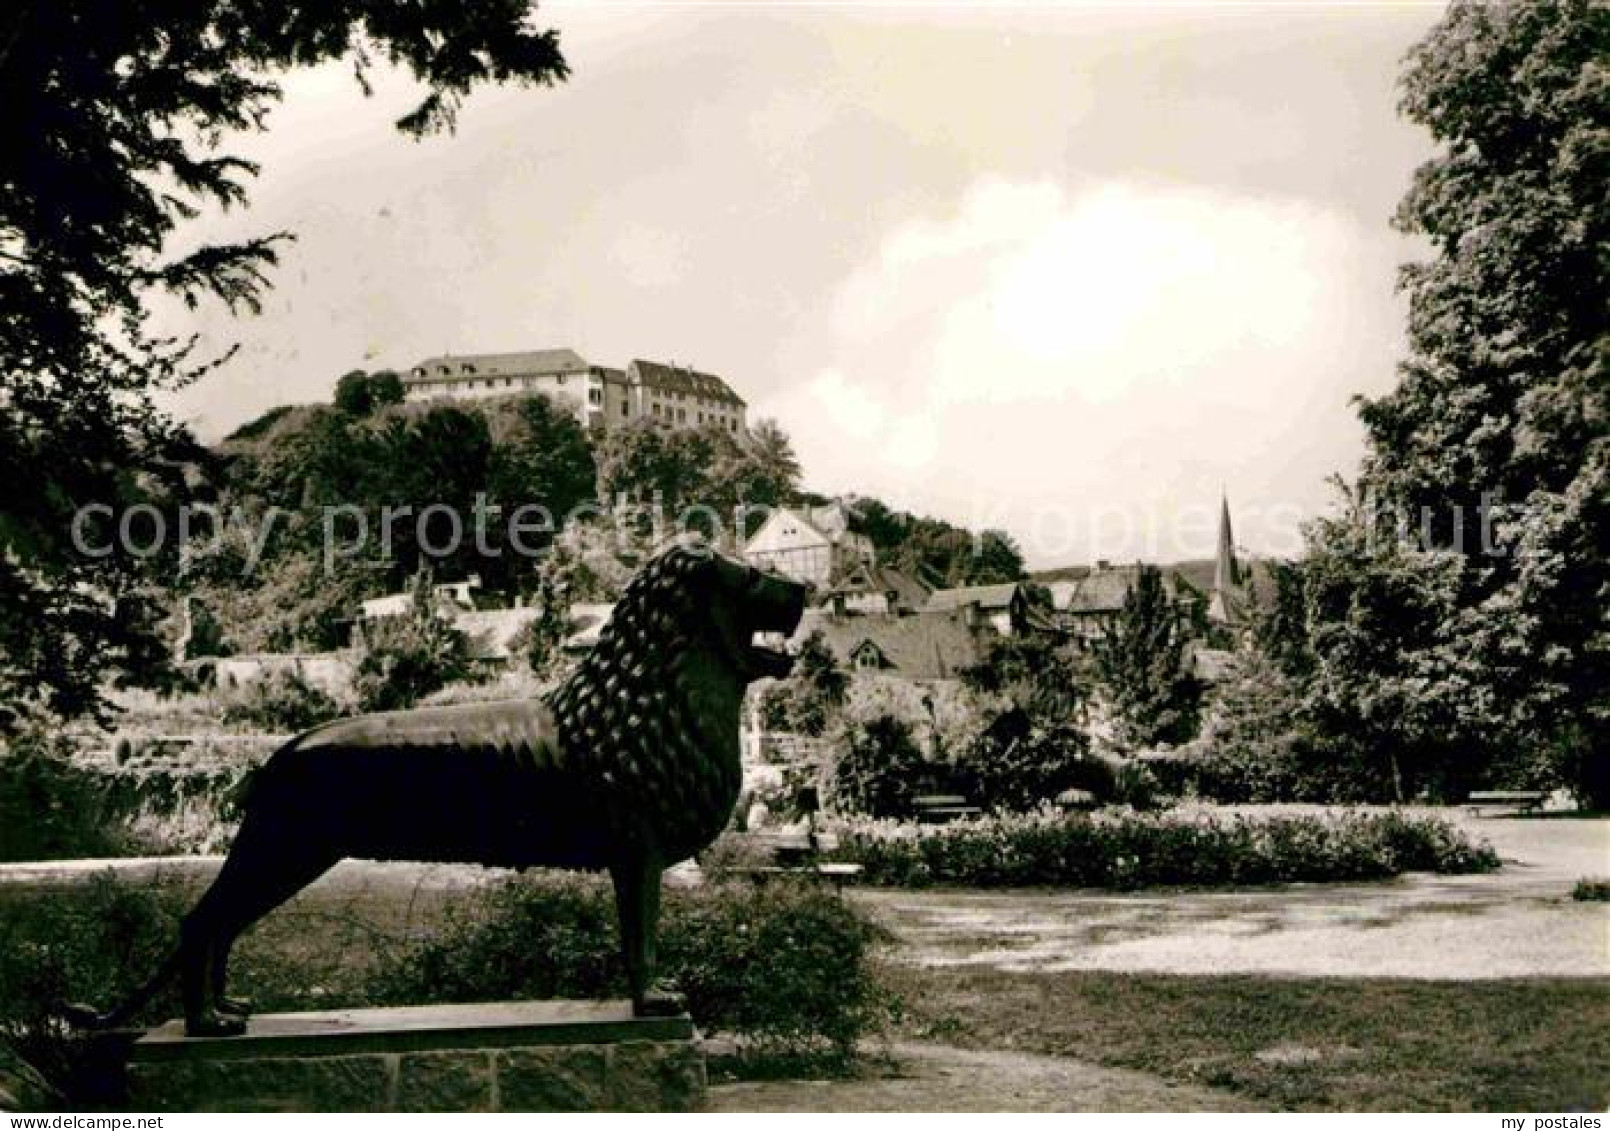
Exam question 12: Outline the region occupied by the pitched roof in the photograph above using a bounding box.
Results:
[405,348,589,385]
[824,563,931,611]
[793,609,982,680]
[924,582,1022,613]
[1054,565,1215,615]
[628,359,745,407]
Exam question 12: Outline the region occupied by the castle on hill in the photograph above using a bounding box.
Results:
[402,347,745,435]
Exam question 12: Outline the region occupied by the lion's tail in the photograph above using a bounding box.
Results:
[57,947,183,1031]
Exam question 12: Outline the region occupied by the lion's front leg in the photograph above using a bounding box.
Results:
[610,854,684,1017]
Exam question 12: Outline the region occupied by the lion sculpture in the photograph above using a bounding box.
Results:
[71,543,805,1037]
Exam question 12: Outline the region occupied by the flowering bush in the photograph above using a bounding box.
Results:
[828,807,1499,889]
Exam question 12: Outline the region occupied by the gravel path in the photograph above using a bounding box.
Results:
[852,816,1609,978]
[707,1043,1259,1112]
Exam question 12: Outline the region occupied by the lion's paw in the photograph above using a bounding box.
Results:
[185,1009,247,1038]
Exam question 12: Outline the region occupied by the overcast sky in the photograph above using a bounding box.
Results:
[158,1,1446,569]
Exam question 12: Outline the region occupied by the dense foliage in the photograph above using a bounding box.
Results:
[825,713,929,820]
[0,1,569,725]
[352,583,471,713]
[0,733,131,862]
[218,669,344,735]
[1300,1,1608,805]
[1094,565,1201,749]
[332,370,405,417]
[831,808,1500,889]
[838,497,1026,587]
[759,631,848,737]
[372,875,897,1066]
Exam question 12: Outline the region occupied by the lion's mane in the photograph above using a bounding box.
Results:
[546,545,745,860]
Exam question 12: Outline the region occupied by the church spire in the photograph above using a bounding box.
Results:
[1213,492,1239,592]
[1208,493,1240,624]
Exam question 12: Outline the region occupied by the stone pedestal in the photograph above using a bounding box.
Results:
[126,1000,704,1112]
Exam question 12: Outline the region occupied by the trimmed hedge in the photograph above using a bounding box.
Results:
[829,808,1500,889]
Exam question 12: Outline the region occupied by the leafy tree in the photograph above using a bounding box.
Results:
[960,631,1082,722]
[1197,556,1393,803]
[761,630,847,737]
[353,571,470,713]
[334,369,405,417]
[956,631,1096,810]
[1094,564,1201,748]
[842,497,1025,586]
[595,422,695,508]
[827,713,927,820]
[511,573,569,680]
[738,418,802,502]
[0,2,567,724]
[1308,1,1608,804]
[962,530,1028,586]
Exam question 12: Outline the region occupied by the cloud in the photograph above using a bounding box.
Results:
[756,177,1403,566]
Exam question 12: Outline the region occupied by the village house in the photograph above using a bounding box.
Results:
[923,581,1032,636]
[400,347,746,435]
[789,608,985,681]
[742,501,875,588]
[817,560,931,616]
[1046,496,1251,640]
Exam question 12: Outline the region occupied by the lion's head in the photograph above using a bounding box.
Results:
[548,541,806,858]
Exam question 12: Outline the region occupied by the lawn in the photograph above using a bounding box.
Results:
[888,965,1610,1112]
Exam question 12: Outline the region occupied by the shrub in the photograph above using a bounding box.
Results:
[219,668,344,733]
[759,631,847,738]
[1572,878,1609,902]
[829,808,1500,889]
[826,713,927,820]
[353,605,469,712]
[367,874,897,1066]
[0,873,188,1102]
[954,712,1103,813]
[0,732,129,862]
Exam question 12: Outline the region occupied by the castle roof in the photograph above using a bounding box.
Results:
[627,359,745,407]
[405,348,590,385]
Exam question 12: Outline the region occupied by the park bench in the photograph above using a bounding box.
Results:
[729,829,863,889]
[913,793,983,824]
[725,786,862,888]
[1465,789,1547,815]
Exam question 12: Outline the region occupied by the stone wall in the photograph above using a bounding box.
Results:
[125,1001,706,1113]
[129,1039,705,1113]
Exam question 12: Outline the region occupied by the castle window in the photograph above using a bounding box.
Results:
[588,388,602,405]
